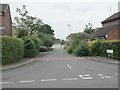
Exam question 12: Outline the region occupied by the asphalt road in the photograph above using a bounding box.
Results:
[2,44,119,88]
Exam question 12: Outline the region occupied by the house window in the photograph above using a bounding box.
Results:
[0,12,2,15]
[0,27,5,35]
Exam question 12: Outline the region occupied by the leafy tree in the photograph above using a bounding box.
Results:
[38,24,54,35]
[14,5,43,37]
[84,23,95,34]
[72,32,90,41]
[38,33,55,47]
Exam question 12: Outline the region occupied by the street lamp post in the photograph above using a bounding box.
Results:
[67,24,71,35]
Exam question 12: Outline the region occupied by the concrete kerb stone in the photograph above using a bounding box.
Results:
[88,57,119,65]
[0,59,35,71]
[0,52,47,71]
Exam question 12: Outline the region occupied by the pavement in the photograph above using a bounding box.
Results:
[1,45,119,88]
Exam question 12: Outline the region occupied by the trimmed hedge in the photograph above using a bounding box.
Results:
[22,37,37,58]
[90,40,120,60]
[2,36,24,65]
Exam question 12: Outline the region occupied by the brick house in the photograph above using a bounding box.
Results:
[92,12,120,40]
[0,4,12,36]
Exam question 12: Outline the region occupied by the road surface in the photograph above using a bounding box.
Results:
[2,44,119,88]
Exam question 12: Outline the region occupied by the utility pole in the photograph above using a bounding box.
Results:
[67,24,71,35]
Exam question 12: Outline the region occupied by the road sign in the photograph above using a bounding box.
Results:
[107,50,113,54]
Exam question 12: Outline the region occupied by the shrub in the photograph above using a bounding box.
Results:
[73,42,90,56]
[90,40,120,60]
[28,36,42,55]
[2,36,24,65]
[38,33,54,47]
[66,39,80,54]
[89,40,103,56]
[22,37,37,58]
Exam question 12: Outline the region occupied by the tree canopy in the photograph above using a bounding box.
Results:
[14,5,54,38]
[83,23,95,34]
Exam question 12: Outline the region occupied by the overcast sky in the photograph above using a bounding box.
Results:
[1,0,119,40]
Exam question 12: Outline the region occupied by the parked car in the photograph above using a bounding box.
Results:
[39,46,48,52]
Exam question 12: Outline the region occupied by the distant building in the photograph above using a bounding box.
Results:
[66,33,77,43]
[0,4,12,36]
[92,12,120,40]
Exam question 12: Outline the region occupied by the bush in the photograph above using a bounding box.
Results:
[2,36,24,65]
[66,39,80,54]
[28,36,42,55]
[38,33,54,47]
[90,40,120,60]
[89,40,103,56]
[73,42,90,56]
[22,37,37,58]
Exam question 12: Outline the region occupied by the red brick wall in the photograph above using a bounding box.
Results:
[3,6,12,36]
[107,29,120,40]
[102,20,118,27]
[0,15,3,27]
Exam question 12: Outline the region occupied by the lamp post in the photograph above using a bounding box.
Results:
[67,24,71,35]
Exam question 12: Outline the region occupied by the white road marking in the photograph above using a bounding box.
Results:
[67,64,72,69]
[0,82,14,84]
[19,80,35,83]
[41,79,56,81]
[104,76,112,79]
[62,78,78,81]
[98,74,104,76]
[98,74,112,79]
[79,75,93,80]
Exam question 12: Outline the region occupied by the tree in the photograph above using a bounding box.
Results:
[38,24,54,35]
[38,33,55,47]
[84,23,95,34]
[72,32,90,41]
[14,5,43,37]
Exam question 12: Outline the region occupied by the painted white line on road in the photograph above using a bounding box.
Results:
[104,76,112,79]
[97,74,104,76]
[63,78,78,81]
[19,80,35,83]
[67,64,72,69]
[79,75,93,80]
[41,79,56,82]
[0,82,14,84]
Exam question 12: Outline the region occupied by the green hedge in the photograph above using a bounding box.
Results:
[2,36,24,65]
[22,37,37,58]
[67,40,90,56]
[90,40,120,60]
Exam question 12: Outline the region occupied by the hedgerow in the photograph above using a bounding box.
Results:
[2,36,24,65]
[90,40,120,60]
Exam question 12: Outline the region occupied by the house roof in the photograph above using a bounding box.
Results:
[92,24,119,38]
[66,33,77,39]
[101,12,120,24]
[0,4,8,13]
